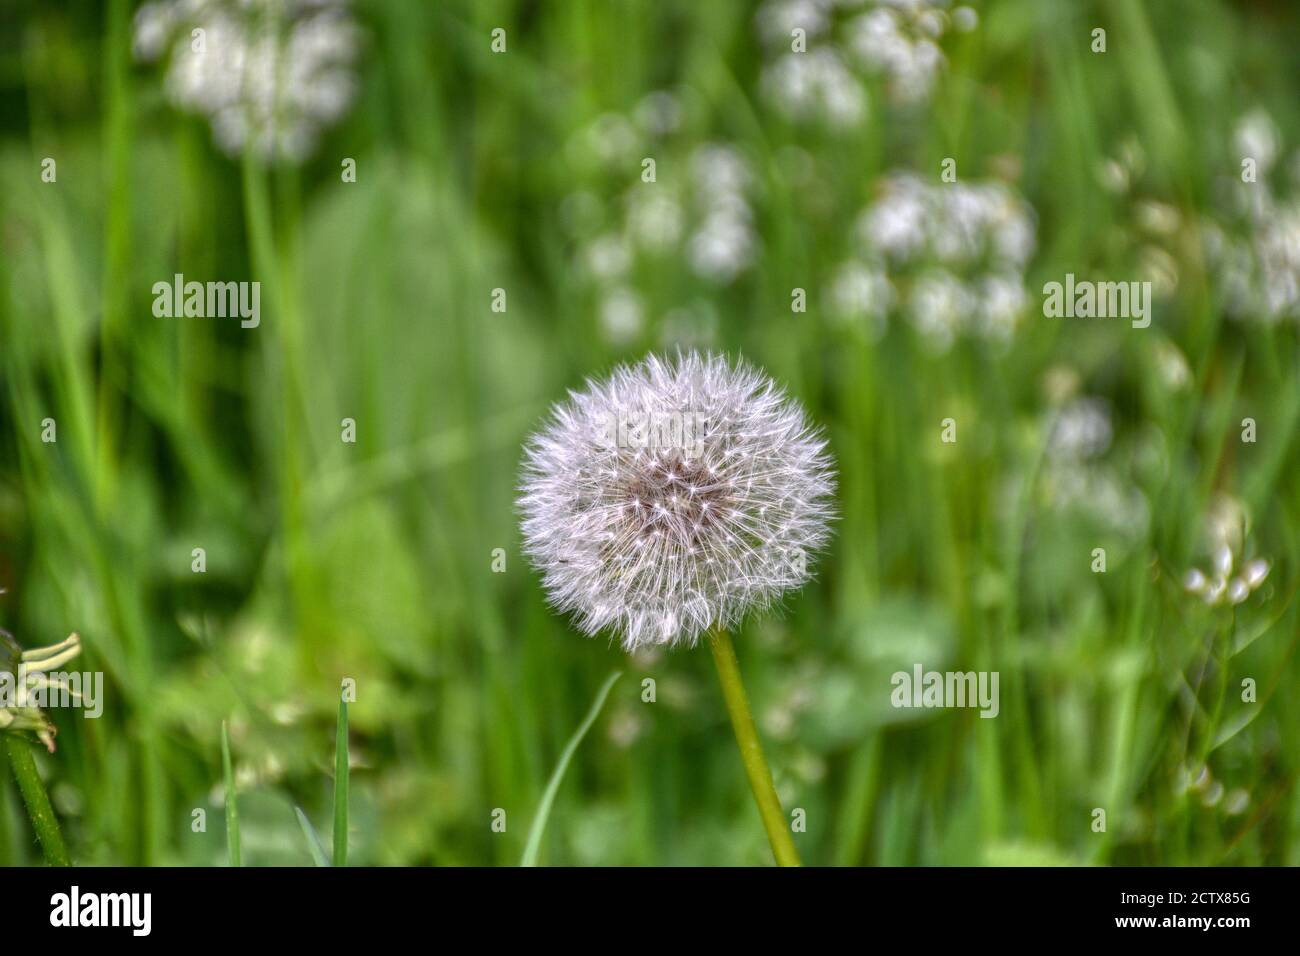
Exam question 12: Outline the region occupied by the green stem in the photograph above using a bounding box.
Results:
[221,720,240,867]
[5,736,70,866]
[333,696,349,867]
[707,629,801,867]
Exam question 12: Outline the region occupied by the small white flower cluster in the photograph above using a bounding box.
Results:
[133,0,360,163]
[755,0,978,125]
[847,0,976,104]
[828,171,1036,350]
[518,353,836,652]
[1183,496,1270,607]
[686,145,759,283]
[565,98,760,345]
[1095,138,1183,301]
[1204,110,1300,325]
[1177,764,1250,815]
[1046,397,1113,462]
[761,46,867,129]
[1035,395,1149,539]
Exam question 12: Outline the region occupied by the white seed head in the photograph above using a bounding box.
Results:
[518,353,836,652]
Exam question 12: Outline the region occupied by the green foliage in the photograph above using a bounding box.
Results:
[0,0,1297,866]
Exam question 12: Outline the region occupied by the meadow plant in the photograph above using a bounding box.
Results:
[519,352,835,863]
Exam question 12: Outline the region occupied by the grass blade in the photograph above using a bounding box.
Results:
[333,696,349,867]
[221,720,240,867]
[294,806,330,867]
[521,670,622,867]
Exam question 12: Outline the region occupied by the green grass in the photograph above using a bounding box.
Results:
[222,720,240,867]
[0,0,1297,866]
[333,695,349,867]
[521,670,621,866]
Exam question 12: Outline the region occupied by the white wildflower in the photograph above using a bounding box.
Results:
[1234,109,1280,174]
[761,49,867,128]
[827,259,893,336]
[133,0,360,163]
[854,171,1037,346]
[598,288,644,346]
[908,270,970,352]
[1205,110,1300,324]
[633,90,683,137]
[625,189,684,251]
[689,211,757,283]
[1047,398,1112,462]
[584,234,633,280]
[846,2,951,104]
[1183,495,1272,607]
[755,0,833,46]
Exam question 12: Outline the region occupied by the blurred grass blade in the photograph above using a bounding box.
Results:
[521,670,622,867]
[295,806,330,867]
[5,737,70,866]
[333,696,349,867]
[221,720,240,867]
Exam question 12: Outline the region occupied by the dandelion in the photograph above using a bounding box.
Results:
[518,352,836,864]
[1,629,83,754]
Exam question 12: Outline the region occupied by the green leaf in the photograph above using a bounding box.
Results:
[521,670,622,867]
[295,806,330,867]
[221,720,240,867]
[333,695,349,867]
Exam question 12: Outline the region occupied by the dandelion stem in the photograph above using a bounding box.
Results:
[5,736,70,865]
[708,628,801,867]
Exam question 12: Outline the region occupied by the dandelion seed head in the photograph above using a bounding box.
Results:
[518,353,836,652]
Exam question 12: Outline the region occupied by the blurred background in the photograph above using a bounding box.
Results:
[0,0,1298,866]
